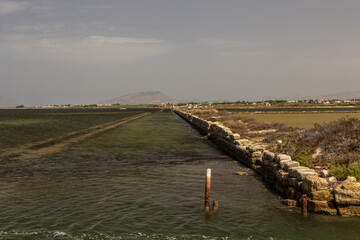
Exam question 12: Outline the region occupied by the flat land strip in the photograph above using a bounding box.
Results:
[227,112,360,129]
[0,109,156,161]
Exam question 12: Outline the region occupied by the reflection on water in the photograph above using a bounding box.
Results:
[0,111,359,240]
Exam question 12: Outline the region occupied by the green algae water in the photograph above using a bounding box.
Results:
[0,110,360,240]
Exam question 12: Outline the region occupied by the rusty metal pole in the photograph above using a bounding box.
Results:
[212,200,219,214]
[300,194,308,217]
[204,168,211,213]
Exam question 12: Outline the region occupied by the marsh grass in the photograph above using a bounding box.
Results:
[0,108,149,153]
[65,112,214,158]
[230,112,360,129]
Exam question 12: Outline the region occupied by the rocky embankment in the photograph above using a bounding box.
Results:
[173,109,360,216]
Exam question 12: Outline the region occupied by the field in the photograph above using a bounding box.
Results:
[0,108,157,158]
[223,112,360,129]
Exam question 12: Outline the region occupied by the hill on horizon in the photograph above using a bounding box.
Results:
[101,91,178,105]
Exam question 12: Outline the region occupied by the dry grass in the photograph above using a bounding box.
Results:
[198,111,290,140]
[232,112,360,129]
[187,109,360,174]
[266,117,360,168]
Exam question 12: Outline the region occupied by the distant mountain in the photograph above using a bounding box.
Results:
[320,90,360,100]
[101,91,178,105]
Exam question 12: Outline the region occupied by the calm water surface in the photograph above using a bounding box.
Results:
[0,111,359,240]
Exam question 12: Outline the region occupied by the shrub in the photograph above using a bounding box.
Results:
[292,147,314,166]
[329,162,360,180]
[273,117,360,167]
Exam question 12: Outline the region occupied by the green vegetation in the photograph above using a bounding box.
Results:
[292,148,315,166]
[0,108,153,154]
[62,111,213,158]
[265,117,360,170]
[187,108,360,178]
[233,112,360,129]
[178,98,360,108]
[329,163,360,180]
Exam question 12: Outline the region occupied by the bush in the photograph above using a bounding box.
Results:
[329,162,360,180]
[292,147,314,166]
[273,117,360,167]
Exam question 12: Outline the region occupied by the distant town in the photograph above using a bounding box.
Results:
[15,98,360,109]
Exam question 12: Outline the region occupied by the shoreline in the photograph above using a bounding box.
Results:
[173,108,360,217]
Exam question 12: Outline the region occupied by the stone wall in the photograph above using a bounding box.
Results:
[174,109,360,216]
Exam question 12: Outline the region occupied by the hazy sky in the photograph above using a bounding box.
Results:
[1,0,360,106]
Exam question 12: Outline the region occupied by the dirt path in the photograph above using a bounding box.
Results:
[0,112,151,161]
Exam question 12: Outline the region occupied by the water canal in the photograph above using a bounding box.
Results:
[0,110,359,239]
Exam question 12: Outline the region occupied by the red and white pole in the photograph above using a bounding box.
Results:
[204,168,211,212]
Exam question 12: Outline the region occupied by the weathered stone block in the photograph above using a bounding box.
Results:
[250,151,263,165]
[310,190,334,201]
[279,159,292,169]
[285,187,297,199]
[296,181,303,191]
[345,176,357,183]
[235,139,250,146]
[288,177,297,187]
[281,199,297,206]
[263,159,270,166]
[334,181,360,205]
[288,166,310,178]
[319,177,329,188]
[308,200,338,215]
[263,151,275,161]
[295,170,317,181]
[247,145,265,153]
[337,205,360,216]
[283,161,300,171]
[269,162,279,170]
[328,176,337,183]
[302,175,321,194]
[276,170,288,180]
[275,154,291,163]
[229,133,240,140]
[320,170,329,178]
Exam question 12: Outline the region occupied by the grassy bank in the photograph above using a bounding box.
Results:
[184,108,360,179]
[231,112,360,129]
[0,108,154,154]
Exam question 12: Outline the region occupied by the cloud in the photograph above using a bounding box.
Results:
[0,0,29,15]
[0,34,174,65]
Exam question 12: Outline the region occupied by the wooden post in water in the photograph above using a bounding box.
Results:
[204,168,211,213]
[300,194,308,217]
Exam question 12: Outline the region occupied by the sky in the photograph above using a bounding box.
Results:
[0,0,360,106]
